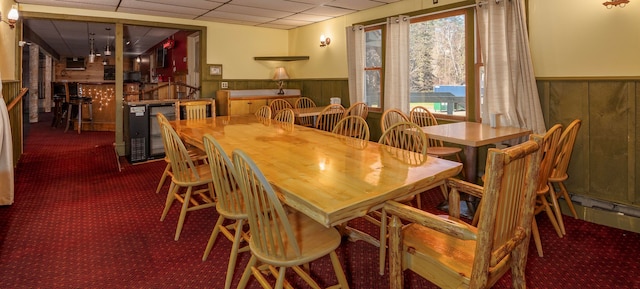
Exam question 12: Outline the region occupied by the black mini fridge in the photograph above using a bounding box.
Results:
[124,101,175,163]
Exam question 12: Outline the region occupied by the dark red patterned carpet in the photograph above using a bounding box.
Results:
[1,113,638,288]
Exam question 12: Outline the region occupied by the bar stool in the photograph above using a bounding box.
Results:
[64,97,93,134]
[51,95,66,128]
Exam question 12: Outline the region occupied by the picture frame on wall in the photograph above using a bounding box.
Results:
[209,65,222,76]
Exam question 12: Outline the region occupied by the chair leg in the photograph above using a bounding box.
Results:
[237,254,257,289]
[531,218,543,257]
[330,251,350,289]
[160,182,178,221]
[202,215,225,261]
[540,197,563,238]
[174,186,194,240]
[155,163,171,194]
[274,266,287,289]
[559,181,579,218]
[548,184,566,235]
[224,219,245,289]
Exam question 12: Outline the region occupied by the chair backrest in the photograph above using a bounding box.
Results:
[535,124,563,194]
[175,99,216,120]
[378,121,428,156]
[203,134,244,217]
[160,121,202,183]
[254,105,272,119]
[551,119,582,179]
[344,102,369,120]
[381,108,409,132]
[409,106,443,148]
[315,104,345,132]
[294,97,317,127]
[294,97,316,109]
[274,108,295,124]
[269,99,293,119]
[471,135,543,286]
[332,115,370,141]
[232,149,302,260]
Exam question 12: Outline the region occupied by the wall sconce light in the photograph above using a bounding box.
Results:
[603,0,629,8]
[272,67,290,95]
[1,6,19,29]
[136,56,141,63]
[320,34,331,47]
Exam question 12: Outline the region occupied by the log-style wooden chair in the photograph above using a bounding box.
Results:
[294,96,316,127]
[268,99,292,119]
[332,115,370,141]
[254,105,272,119]
[175,98,215,120]
[273,108,295,124]
[548,119,582,235]
[201,134,250,289]
[344,101,369,120]
[315,104,345,132]
[154,113,207,195]
[380,108,409,133]
[159,121,216,240]
[383,135,543,289]
[232,149,349,289]
[410,106,464,181]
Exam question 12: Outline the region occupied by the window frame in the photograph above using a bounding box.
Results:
[364,24,385,113]
[408,8,475,121]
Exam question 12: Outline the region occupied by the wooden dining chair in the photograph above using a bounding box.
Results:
[383,135,543,289]
[410,106,464,181]
[232,149,350,289]
[154,113,207,195]
[254,105,271,119]
[344,101,369,120]
[315,103,345,132]
[548,119,582,235]
[294,96,317,127]
[175,98,216,120]
[268,99,292,119]
[470,124,563,257]
[201,134,250,289]
[332,115,370,141]
[159,121,216,240]
[380,108,409,133]
[273,108,295,124]
[376,121,429,274]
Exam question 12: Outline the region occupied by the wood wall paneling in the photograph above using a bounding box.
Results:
[538,79,639,209]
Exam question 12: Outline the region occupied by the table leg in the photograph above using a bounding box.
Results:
[463,146,478,183]
[77,103,82,134]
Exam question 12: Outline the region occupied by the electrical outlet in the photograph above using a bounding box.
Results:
[433,0,438,3]
[221,82,228,89]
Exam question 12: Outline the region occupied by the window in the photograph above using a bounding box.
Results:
[364,26,383,109]
[409,10,470,119]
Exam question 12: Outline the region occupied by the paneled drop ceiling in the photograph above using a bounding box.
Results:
[19,0,400,59]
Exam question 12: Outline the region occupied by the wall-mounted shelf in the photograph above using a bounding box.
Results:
[254,56,310,61]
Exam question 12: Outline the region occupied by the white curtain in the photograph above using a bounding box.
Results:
[477,0,545,135]
[384,16,410,113]
[0,78,15,205]
[346,25,365,106]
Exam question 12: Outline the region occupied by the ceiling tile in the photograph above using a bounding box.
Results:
[119,0,209,16]
[304,5,355,17]
[216,4,294,18]
[328,0,386,10]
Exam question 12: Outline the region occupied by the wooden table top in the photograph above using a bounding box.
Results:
[421,121,532,147]
[290,106,328,118]
[172,115,462,228]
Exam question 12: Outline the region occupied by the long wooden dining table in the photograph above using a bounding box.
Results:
[171,115,462,229]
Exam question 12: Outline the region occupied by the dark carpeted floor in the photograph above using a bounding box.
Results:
[1,112,638,288]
